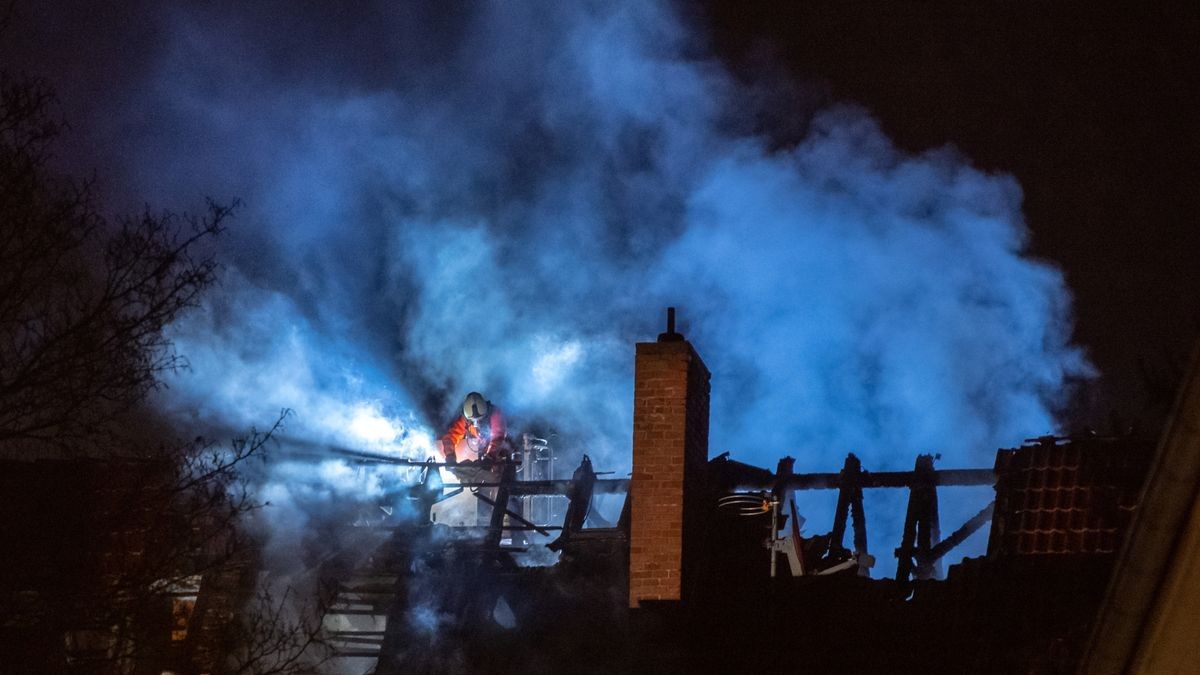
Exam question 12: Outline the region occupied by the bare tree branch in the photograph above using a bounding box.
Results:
[0,74,230,454]
[0,71,327,673]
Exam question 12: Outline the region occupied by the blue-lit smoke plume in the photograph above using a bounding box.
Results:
[97,1,1089,569]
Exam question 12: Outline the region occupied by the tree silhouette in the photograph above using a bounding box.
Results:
[0,71,326,673]
[0,72,232,453]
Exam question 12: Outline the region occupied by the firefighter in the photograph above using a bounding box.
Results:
[439,392,509,464]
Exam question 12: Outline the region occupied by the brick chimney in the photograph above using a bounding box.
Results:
[629,308,711,608]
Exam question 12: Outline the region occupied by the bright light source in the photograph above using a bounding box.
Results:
[348,403,399,444]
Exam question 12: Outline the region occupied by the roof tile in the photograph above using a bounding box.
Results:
[989,438,1153,557]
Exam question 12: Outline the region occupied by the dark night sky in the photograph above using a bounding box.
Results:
[3,0,1198,430]
[696,0,1200,425]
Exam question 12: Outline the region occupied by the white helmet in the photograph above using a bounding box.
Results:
[462,392,489,424]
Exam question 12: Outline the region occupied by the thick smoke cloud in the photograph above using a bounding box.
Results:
[71,1,1088,568]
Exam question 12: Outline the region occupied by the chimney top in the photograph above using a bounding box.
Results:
[657,306,684,342]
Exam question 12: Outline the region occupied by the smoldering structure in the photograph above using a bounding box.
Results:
[0,308,1155,673]
[0,309,1161,675]
[251,309,1148,674]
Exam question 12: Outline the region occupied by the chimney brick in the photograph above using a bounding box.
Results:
[628,339,710,607]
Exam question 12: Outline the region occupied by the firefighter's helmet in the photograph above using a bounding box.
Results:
[462,392,489,424]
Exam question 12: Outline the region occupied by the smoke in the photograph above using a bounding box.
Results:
[70,1,1088,571]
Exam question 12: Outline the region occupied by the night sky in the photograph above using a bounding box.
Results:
[698,0,1200,425]
[3,0,1198,436]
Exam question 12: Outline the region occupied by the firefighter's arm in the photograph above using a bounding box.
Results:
[441,416,467,462]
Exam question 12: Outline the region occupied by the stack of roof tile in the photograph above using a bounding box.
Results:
[989,437,1152,556]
